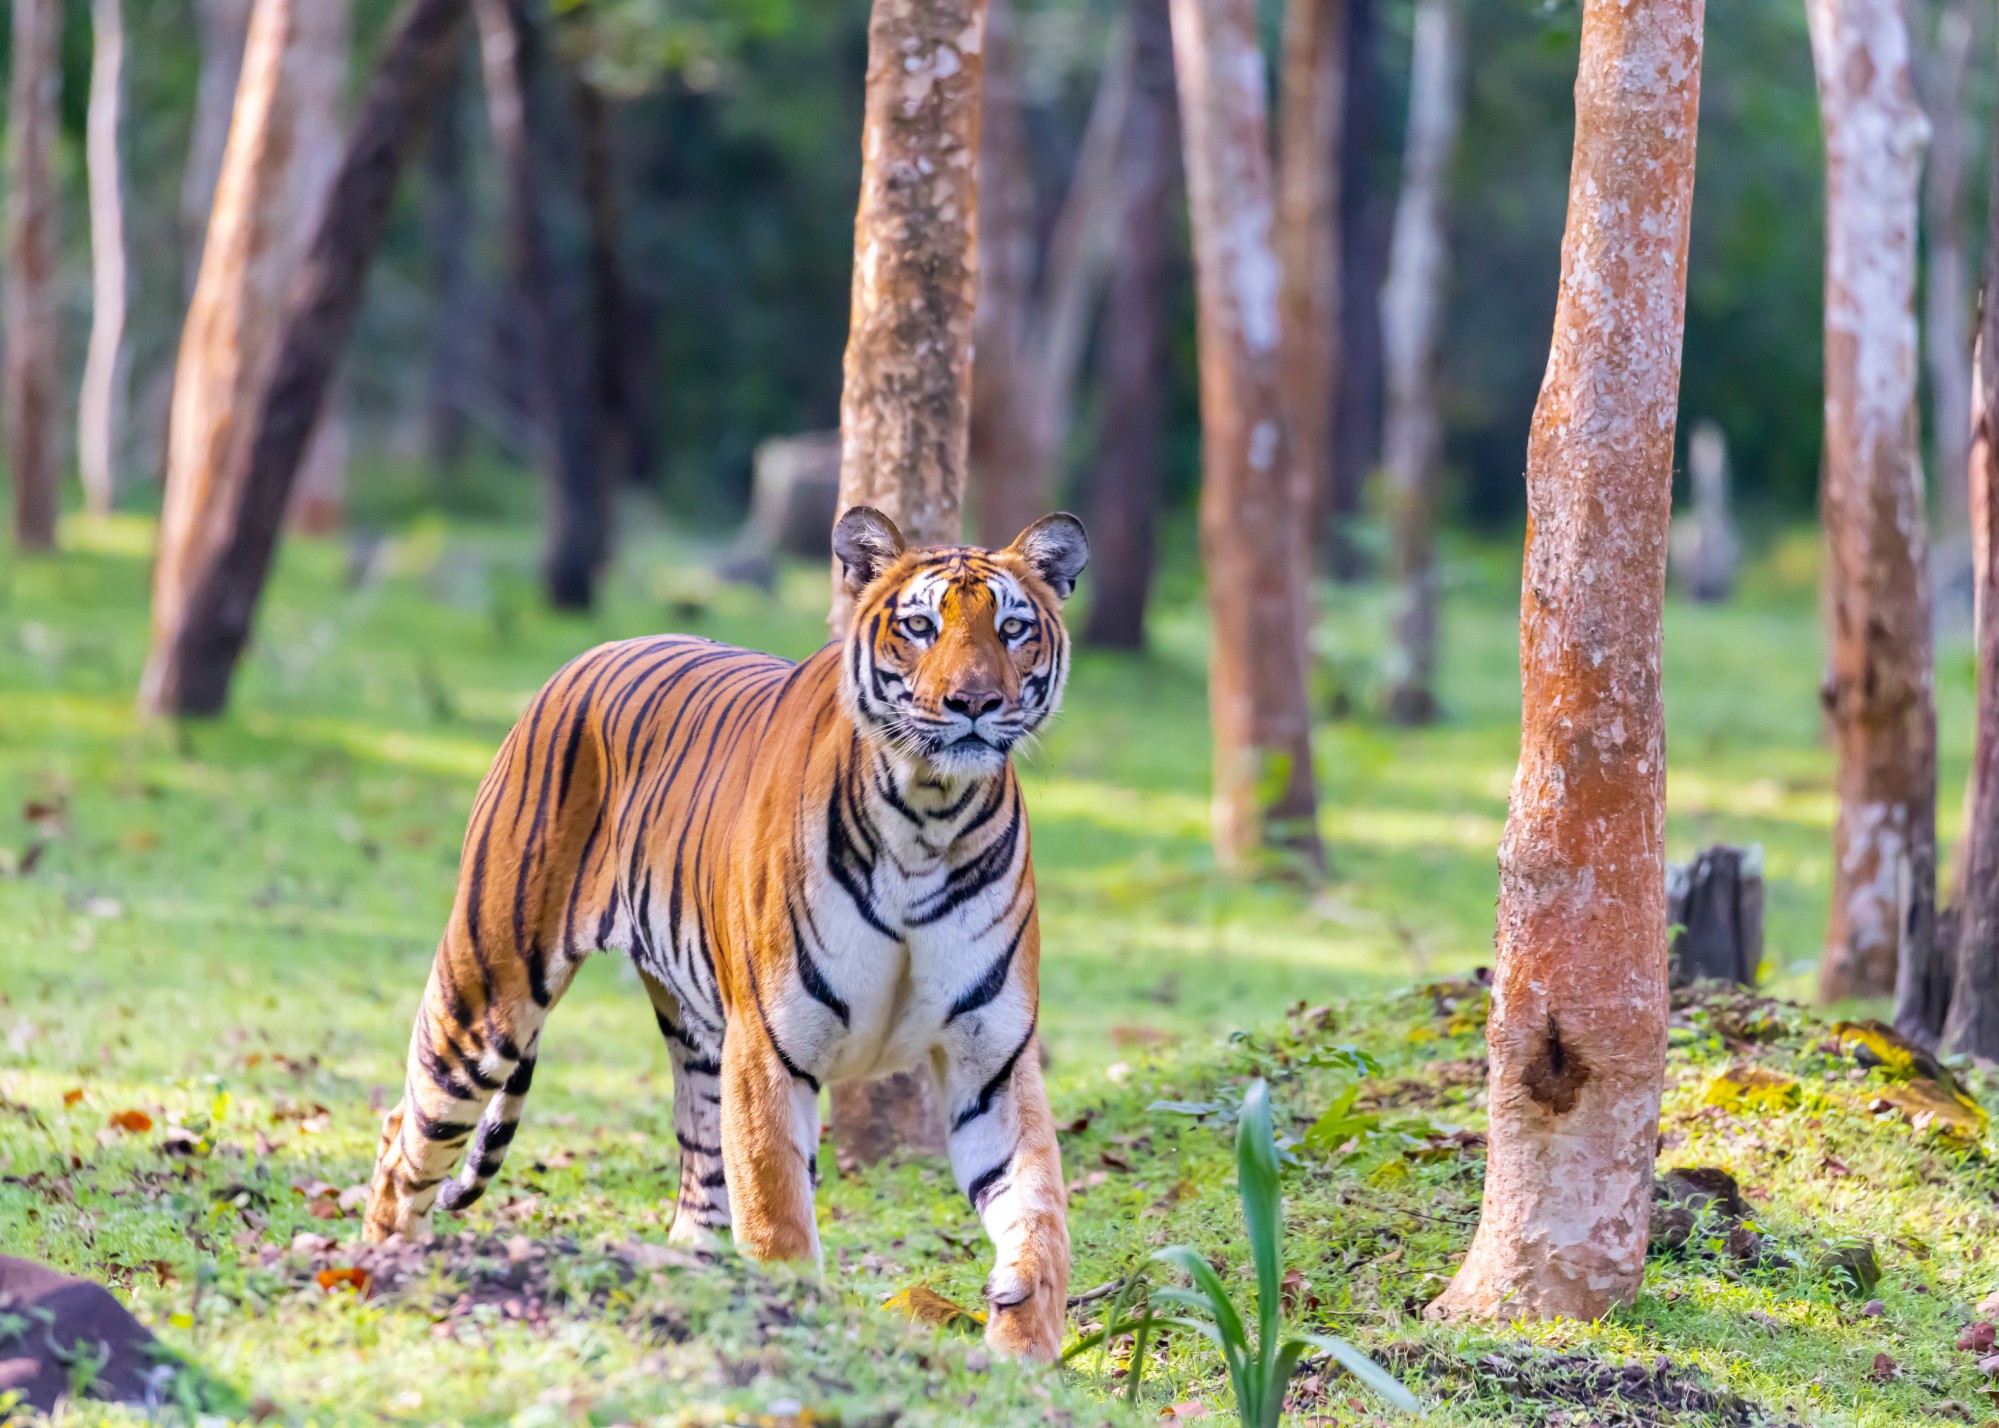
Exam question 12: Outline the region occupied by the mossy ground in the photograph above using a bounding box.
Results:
[2,503,1995,1425]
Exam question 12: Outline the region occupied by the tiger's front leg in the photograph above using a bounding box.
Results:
[943,1029,1070,1360]
[718,1011,823,1268]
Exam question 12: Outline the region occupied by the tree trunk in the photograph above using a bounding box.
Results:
[1276,0,1343,576]
[568,66,638,491]
[1919,0,1975,529]
[424,41,475,473]
[1427,0,1702,1323]
[1326,0,1383,579]
[1943,96,1999,1062]
[1806,0,1941,1028]
[286,0,354,538]
[1083,0,1178,652]
[139,0,470,717]
[183,0,255,292]
[1170,0,1324,872]
[476,0,608,610]
[5,0,63,551]
[80,0,131,518]
[1380,0,1460,726]
[825,0,989,1161]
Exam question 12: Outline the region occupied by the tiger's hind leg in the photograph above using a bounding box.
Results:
[641,972,731,1247]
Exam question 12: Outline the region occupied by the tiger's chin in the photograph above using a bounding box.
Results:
[919,734,1012,779]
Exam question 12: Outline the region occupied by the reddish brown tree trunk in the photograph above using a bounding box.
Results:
[1381,0,1461,726]
[826,0,989,1159]
[1428,0,1701,1322]
[1083,0,1178,651]
[1277,0,1344,564]
[1806,0,1941,1026]
[139,0,470,716]
[5,0,63,550]
[1170,0,1323,872]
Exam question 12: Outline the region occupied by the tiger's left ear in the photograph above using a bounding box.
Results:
[1006,513,1090,602]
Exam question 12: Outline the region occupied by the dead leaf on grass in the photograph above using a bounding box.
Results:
[1956,1321,1996,1354]
[315,1267,371,1296]
[881,1284,985,1332]
[107,1109,152,1133]
[62,1088,83,1106]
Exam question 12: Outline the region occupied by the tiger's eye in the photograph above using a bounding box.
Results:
[1000,616,1028,640]
[901,614,934,639]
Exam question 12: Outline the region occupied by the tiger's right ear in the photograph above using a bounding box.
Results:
[832,506,907,597]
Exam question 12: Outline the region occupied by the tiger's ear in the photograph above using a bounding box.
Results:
[832,505,907,596]
[1007,513,1090,601]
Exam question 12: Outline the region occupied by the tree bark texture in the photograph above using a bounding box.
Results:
[140,0,470,717]
[1327,0,1384,578]
[1380,0,1461,727]
[1427,0,1702,1323]
[1170,0,1324,872]
[5,0,63,550]
[1919,0,1974,529]
[1943,101,1999,1062]
[81,0,131,517]
[1083,0,1178,651]
[183,0,255,292]
[424,41,475,473]
[1806,0,1941,1025]
[827,0,988,635]
[826,0,991,1160]
[1276,0,1344,580]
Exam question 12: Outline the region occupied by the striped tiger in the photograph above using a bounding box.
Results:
[363,506,1087,1360]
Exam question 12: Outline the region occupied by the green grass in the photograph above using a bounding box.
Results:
[2,504,1994,1425]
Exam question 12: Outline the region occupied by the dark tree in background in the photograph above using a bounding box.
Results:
[1327,0,1386,578]
[5,0,63,551]
[424,42,477,475]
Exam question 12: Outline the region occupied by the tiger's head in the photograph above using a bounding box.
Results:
[833,506,1090,779]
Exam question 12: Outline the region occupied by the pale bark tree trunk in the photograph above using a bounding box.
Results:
[140,0,470,716]
[1806,0,1942,1028]
[287,0,354,538]
[424,42,475,473]
[5,0,63,550]
[477,0,608,610]
[1083,0,1177,651]
[1427,0,1702,1323]
[1170,0,1324,871]
[1276,0,1343,571]
[1943,107,1999,1062]
[81,0,131,517]
[183,0,255,291]
[1919,0,1974,529]
[1381,0,1461,726]
[826,0,989,1161]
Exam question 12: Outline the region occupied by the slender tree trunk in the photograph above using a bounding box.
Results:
[1381,0,1461,726]
[287,0,354,538]
[1277,0,1344,570]
[568,69,638,491]
[1943,102,1999,1061]
[183,0,255,292]
[424,41,475,473]
[140,0,470,717]
[81,0,131,517]
[1170,0,1324,872]
[1427,0,1702,1323]
[1326,0,1383,579]
[1084,0,1178,651]
[1806,0,1942,1029]
[5,0,63,550]
[826,0,989,1161]
[1920,0,1975,529]
[476,0,608,609]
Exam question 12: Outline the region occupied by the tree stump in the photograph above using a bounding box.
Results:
[1669,420,1739,603]
[1666,844,1763,987]
[0,1256,167,1412]
[715,431,841,588]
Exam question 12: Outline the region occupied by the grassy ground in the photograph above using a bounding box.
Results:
[2,503,1995,1426]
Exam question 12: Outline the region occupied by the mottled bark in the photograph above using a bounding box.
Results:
[477,0,608,610]
[81,0,131,517]
[140,0,470,716]
[5,0,63,550]
[1806,0,1941,1026]
[1919,0,1974,529]
[1327,0,1384,578]
[1083,0,1178,651]
[1428,0,1701,1322]
[827,0,990,1159]
[1380,0,1460,726]
[1170,0,1323,871]
[1277,0,1344,572]
[424,41,475,473]
[183,0,254,291]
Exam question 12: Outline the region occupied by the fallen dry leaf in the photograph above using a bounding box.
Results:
[62,1088,83,1106]
[1109,1024,1177,1049]
[1871,1351,1898,1382]
[315,1267,370,1295]
[107,1109,152,1133]
[1956,1321,1995,1354]
[1161,1403,1211,1421]
[880,1284,985,1332]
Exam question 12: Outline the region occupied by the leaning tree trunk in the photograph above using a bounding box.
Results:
[1807,0,1942,1031]
[826,0,989,1161]
[81,0,131,517]
[5,0,63,551]
[477,0,608,610]
[140,0,470,717]
[1084,0,1178,651]
[286,0,354,538]
[1171,0,1324,872]
[1276,0,1344,579]
[1380,0,1461,726]
[1427,0,1702,1323]
[182,0,254,290]
[1943,93,1999,1062]
[1919,0,1974,529]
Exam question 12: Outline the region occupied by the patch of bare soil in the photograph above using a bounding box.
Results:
[1379,1344,1781,1427]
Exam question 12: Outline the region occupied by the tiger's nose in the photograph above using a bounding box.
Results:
[944,687,1004,720]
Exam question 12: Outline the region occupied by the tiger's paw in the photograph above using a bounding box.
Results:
[665,1212,728,1253]
[983,1251,1068,1361]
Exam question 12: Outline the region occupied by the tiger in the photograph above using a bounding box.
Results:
[362,506,1088,1360]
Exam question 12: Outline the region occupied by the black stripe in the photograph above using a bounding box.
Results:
[676,1130,722,1156]
[951,1020,1035,1133]
[699,1168,729,1189]
[912,798,1021,925]
[966,1159,1010,1213]
[504,1056,537,1097]
[681,1055,722,1076]
[437,1179,485,1211]
[945,913,1029,1023]
[790,904,851,1026]
[744,954,821,1093]
[477,1119,519,1151]
[414,1109,476,1142]
[654,1009,699,1051]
